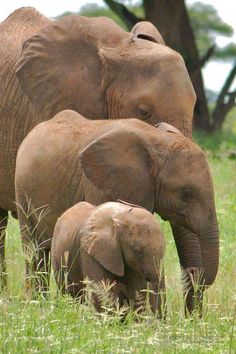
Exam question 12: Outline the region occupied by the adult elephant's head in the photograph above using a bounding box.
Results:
[79,119,219,299]
[16,16,196,137]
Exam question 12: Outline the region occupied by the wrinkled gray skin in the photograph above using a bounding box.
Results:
[52,201,166,317]
[0,7,195,286]
[15,111,219,315]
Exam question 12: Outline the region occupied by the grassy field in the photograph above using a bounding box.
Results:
[0,131,236,353]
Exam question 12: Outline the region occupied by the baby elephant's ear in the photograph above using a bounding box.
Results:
[82,217,124,277]
[155,122,184,136]
[131,21,165,45]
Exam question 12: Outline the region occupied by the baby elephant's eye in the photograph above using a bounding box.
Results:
[181,189,193,202]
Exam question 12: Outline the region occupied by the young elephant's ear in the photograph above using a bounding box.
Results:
[82,216,124,277]
[155,122,184,136]
[79,126,156,211]
[131,21,165,45]
[16,15,104,119]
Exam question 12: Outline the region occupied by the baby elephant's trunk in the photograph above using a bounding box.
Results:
[150,275,166,319]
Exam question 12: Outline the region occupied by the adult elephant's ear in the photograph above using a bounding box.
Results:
[79,126,156,212]
[82,213,124,277]
[155,122,184,136]
[16,15,104,119]
[131,21,165,45]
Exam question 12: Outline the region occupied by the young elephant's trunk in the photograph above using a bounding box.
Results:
[171,219,219,316]
[187,220,219,317]
[199,219,219,287]
[150,275,166,319]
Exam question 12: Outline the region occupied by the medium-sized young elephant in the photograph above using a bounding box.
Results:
[51,201,166,316]
[15,110,219,315]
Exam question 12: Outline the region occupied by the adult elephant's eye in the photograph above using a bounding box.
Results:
[138,106,152,120]
[181,189,193,202]
[134,246,144,258]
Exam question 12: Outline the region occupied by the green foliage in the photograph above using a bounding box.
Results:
[194,107,236,155]
[188,2,236,62]
[80,3,126,29]
[80,2,144,29]
[194,131,236,158]
[214,43,236,61]
[223,107,236,134]
[189,2,233,39]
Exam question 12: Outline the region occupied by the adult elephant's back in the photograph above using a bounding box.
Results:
[0,8,51,211]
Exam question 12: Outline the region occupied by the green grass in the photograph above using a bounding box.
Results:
[1,132,236,353]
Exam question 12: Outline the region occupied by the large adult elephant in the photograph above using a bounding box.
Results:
[15,111,219,315]
[0,7,195,284]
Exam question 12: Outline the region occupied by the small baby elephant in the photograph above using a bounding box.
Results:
[51,201,166,317]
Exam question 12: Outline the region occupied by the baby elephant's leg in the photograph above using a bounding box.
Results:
[89,281,129,313]
[111,282,129,308]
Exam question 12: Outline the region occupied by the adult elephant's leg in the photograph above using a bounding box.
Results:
[16,192,39,296]
[0,209,8,290]
[171,224,203,316]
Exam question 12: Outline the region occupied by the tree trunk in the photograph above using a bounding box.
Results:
[211,64,236,131]
[143,0,211,132]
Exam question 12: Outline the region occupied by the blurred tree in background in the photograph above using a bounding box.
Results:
[59,1,236,132]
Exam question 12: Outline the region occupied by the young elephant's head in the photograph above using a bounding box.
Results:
[81,202,165,284]
[80,119,219,290]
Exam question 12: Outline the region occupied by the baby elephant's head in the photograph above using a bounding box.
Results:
[118,205,165,283]
[82,201,165,284]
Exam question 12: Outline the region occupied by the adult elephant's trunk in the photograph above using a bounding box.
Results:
[166,115,192,138]
[171,220,219,316]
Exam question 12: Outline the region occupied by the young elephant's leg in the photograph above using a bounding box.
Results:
[16,193,34,295]
[0,209,8,290]
[125,272,148,314]
[111,282,129,308]
[91,281,129,313]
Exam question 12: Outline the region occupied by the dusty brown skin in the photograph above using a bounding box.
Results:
[0,8,195,282]
[15,110,219,314]
[51,201,166,317]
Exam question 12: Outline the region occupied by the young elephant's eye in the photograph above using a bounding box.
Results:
[180,189,193,202]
